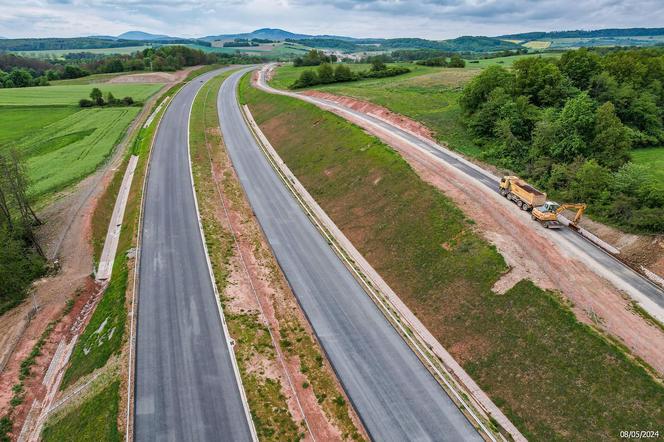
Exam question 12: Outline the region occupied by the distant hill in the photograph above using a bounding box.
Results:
[201,28,360,42]
[118,31,183,41]
[500,27,664,40]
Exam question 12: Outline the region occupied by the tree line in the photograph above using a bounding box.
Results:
[0,151,45,314]
[460,47,664,232]
[291,58,410,89]
[0,45,264,89]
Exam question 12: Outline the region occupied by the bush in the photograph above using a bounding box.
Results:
[79,98,94,107]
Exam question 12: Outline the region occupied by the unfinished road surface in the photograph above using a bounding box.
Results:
[219,68,481,441]
[255,67,664,324]
[134,67,253,441]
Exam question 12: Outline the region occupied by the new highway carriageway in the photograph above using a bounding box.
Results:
[134,67,254,441]
[218,68,482,440]
[135,64,481,441]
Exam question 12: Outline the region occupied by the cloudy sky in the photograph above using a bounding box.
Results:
[1,0,663,39]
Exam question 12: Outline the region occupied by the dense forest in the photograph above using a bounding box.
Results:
[500,27,664,40]
[460,47,664,232]
[0,37,209,52]
[0,45,262,88]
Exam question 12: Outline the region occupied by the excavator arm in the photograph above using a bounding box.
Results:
[556,203,587,226]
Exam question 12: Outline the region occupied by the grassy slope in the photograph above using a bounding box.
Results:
[42,381,121,442]
[241,76,664,441]
[0,83,162,106]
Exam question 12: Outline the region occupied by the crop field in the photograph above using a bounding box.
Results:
[522,40,552,49]
[0,106,77,146]
[18,107,139,199]
[49,72,129,85]
[0,82,160,202]
[0,83,162,106]
[14,45,151,59]
[241,76,664,441]
[179,42,311,58]
[547,35,664,48]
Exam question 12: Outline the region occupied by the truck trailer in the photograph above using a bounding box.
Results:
[498,176,546,211]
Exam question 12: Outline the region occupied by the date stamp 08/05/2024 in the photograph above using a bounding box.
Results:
[620,431,661,439]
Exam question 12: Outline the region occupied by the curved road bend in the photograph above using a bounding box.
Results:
[219,68,482,441]
[255,70,664,321]
[134,67,253,441]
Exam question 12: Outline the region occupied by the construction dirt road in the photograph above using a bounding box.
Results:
[255,66,664,377]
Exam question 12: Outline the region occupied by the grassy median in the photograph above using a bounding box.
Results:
[241,74,664,442]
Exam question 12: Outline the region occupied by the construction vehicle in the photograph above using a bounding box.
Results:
[499,176,546,211]
[531,202,587,229]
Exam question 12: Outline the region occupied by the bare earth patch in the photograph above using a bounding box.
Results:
[107,66,199,84]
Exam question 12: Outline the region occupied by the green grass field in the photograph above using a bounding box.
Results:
[0,83,162,106]
[241,75,664,441]
[464,51,561,69]
[0,81,162,202]
[632,147,664,185]
[42,380,121,442]
[178,42,311,59]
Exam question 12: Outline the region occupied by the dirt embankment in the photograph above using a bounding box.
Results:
[301,90,436,142]
[302,91,664,376]
[106,66,200,84]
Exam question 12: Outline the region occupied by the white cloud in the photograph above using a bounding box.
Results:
[0,0,662,39]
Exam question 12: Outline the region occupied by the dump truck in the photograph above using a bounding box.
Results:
[499,176,546,211]
[531,202,587,229]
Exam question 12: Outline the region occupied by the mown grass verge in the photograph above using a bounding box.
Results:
[241,75,664,442]
[192,71,363,440]
[42,380,121,442]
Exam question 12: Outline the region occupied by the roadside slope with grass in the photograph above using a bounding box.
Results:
[241,75,664,441]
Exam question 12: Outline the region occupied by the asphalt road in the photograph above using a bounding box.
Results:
[134,67,253,442]
[256,71,664,321]
[219,68,482,441]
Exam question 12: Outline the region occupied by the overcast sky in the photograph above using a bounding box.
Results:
[1,0,663,39]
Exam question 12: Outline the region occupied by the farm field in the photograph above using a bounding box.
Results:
[0,83,162,106]
[0,82,161,202]
[180,42,311,58]
[241,76,664,441]
[270,64,484,157]
[50,72,129,85]
[14,45,151,59]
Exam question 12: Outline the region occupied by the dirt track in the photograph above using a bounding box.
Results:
[296,90,664,376]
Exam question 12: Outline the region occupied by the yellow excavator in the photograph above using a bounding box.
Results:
[531,201,587,229]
